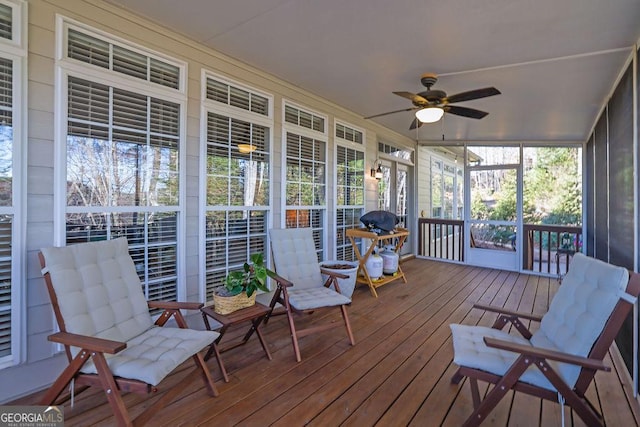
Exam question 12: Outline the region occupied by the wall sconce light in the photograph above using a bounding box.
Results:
[370,161,383,180]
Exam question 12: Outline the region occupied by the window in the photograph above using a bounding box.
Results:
[203,74,272,300]
[0,0,26,369]
[430,156,463,220]
[60,21,184,306]
[376,142,414,256]
[378,142,412,161]
[66,28,181,90]
[284,103,326,260]
[336,122,363,144]
[335,123,364,261]
[284,104,324,132]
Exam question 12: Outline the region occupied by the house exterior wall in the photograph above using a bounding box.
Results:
[1,0,415,402]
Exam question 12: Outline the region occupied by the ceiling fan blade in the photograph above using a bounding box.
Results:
[409,117,423,130]
[364,107,416,120]
[393,91,428,104]
[444,105,489,119]
[445,87,501,104]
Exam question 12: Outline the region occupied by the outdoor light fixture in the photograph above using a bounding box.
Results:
[237,143,257,154]
[370,162,383,180]
[415,107,444,123]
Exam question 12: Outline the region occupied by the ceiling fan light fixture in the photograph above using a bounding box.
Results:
[415,107,444,123]
[237,143,257,154]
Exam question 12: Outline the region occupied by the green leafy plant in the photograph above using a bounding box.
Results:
[221,253,275,297]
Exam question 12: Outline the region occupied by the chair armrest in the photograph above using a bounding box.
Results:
[320,268,349,279]
[483,337,610,371]
[48,332,126,354]
[474,303,544,322]
[148,301,203,311]
[269,271,293,288]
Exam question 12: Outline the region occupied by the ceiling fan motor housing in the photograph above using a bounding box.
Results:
[420,72,438,89]
[418,89,447,103]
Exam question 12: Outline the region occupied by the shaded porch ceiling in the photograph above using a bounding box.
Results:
[109,0,640,143]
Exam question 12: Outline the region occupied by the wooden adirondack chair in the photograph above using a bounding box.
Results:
[38,237,225,427]
[262,228,355,362]
[449,252,639,426]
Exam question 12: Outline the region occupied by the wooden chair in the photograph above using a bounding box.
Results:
[449,253,640,426]
[263,228,355,362]
[38,237,225,427]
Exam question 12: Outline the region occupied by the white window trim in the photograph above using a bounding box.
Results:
[378,141,415,167]
[201,70,273,123]
[0,0,26,370]
[282,99,328,138]
[281,101,328,258]
[334,121,365,260]
[54,18,188,303]
[199,70,274,301]
[55,15,187,96]
[334,119,365,146]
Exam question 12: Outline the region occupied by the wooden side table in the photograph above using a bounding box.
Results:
[346,227,409,298]
[201,302,272,382]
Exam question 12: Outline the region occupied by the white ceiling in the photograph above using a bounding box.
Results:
[109,0,640,143]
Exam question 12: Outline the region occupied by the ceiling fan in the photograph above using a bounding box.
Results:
[365,73,501,130]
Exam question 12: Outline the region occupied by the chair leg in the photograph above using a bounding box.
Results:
[469,378,481,409]
[339,305,355,345]
[451,367,465,384]
[537,360,603,427]
[285,309,302,362]
[40,350,91,406]
[463,355,531,427]
[91,352,132,427]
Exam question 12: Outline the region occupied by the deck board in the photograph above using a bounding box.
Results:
[10,259,640,426]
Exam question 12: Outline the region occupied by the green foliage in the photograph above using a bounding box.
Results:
[471,192,489,220]
[223,253,274,297]
[524,147,581,225]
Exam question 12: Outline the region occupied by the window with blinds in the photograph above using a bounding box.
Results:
[0,215,12,359]
[336,123,363,144]
[203,74,272,301]
[65,72,181,304]
[0,1,20,367]
[335,145,364,261]
[284,102,327,259]
[0,4,11,41]
[284,104,325,132]
[67,28,181,90]
[206,77,269,116]
[285,132,326,206]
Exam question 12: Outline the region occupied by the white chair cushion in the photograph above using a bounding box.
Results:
[450,324,564,391]
[288,287,352,310]
[79,326,219,386]
[270,228,324,290]
[41,237,219,387]
[533,253,628,354]
[450,253,629,391]
[41,238,153,346]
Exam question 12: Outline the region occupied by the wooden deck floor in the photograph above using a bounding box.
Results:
[13,259,640,426]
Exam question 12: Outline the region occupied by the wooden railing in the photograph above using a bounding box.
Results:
[418,218,464,262]
[522,224,582,275]
[417,218,582,274]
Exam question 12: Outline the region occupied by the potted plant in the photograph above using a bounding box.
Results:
[213,253,275,315]
[319,260,359,298]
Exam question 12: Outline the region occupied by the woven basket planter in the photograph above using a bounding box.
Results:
[213,291,256,315]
